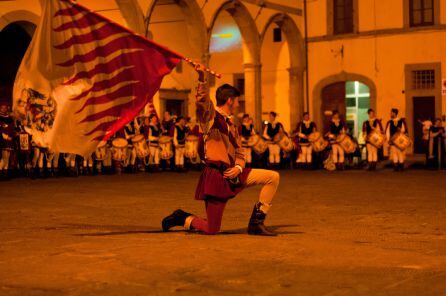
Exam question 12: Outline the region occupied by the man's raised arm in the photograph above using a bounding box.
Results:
[194,64,215,134]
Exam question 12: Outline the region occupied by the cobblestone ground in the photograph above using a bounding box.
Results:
[0,170,445,295]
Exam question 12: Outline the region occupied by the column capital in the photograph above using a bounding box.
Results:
[200,53,211,65]
[287,66,304,76]
[201,52,211,60]
[243,63,262,70]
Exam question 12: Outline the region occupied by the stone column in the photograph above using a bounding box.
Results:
[288,66,304,130]
[201,53,211,71]
[115,0,146,35]
[244,63,262,131]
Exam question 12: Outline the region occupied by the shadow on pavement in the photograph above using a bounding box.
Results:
[220,224,303,235]
[70,224,303,236]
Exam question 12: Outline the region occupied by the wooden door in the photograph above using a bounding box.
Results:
[165,99,184,117]
[321,82,346,133]
[413,96,435,154]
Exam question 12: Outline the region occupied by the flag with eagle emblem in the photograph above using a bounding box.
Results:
[13,0,182,156]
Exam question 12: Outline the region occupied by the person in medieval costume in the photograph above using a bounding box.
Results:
[161,63,280,236]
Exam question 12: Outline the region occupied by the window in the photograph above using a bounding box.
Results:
[333,0,354,35]
[273,27,282,42]
[412,70,435,89]
[345,81,370,139]
[410,0,434,27]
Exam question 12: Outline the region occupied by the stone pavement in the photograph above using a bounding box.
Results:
[0,170,445,295]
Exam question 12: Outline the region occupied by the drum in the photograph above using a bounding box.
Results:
[45,149,56,162]
[19,133,30,151]
[324,151,336,171]
[391,132,411,151]
[159,136,173,160]
[367,130,386,148]
[274,133,295,153]
[336,134,357,154]
[185,135,199,159]
[132,134,150,159]
[241,137,250,148]
[111,138,128,161]
[95,141,107,161]
[308,132,328,152]
[248,134,268,155]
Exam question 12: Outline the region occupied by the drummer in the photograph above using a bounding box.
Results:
[327,110,346,171]
[124,120,138,173]
[30,117,47,178]
[161,111,175,136]
[15,120,32,177]
[263,112,283,168]
[0,103,14,180]
[148,114,161,171]
[295,112,316,169]
[239,114,255,167]
[173,116,187,171]
[385,108,408,171]
[65,153,78,176]
[186,117,204,165]
[186,117,200,137]
[362,108,383,171]
[81,153,93,175]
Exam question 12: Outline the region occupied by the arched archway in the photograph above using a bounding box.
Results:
[313,72,377,138]
[145,0,207,117]
[114,0,146,34]
[0,21,36,106]
[0,10,39,32]
[208,0,261,127]
[146,0,207,59]
[260,13,305,131]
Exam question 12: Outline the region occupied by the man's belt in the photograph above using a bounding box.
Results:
[205,162,241,187]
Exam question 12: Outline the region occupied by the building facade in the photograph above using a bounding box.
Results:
[307,0,446,153]
[0,0,303,132]
[1,0,445,153]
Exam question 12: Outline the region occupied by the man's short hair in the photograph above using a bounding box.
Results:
[391,108,399,115]
[303,112,309,117]
[243,114,250,120]
[269,111,277,118]
[149,114,157,120]
[367,108,374,114]
[216,84,240,106]
[332,110,339,116]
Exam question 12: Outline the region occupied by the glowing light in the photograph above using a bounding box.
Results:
[209,24,241,53]
[212,33,233,39]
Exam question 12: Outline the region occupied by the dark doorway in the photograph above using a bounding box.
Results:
[164,99,184,117]
[0,22,36,106]
[321,82,346,133]
[413,96,436,154]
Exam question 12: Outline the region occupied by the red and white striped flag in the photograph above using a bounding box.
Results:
[13,0,182,156]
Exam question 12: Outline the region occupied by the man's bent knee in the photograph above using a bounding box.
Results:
[269,170,280,185]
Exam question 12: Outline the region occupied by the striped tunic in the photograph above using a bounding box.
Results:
[194,82,250,201]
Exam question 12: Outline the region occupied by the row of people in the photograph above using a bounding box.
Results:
[1,103,445,180]
[239,108,444,171]
[0,104,204,179]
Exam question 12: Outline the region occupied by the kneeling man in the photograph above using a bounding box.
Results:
[162,64,280,236]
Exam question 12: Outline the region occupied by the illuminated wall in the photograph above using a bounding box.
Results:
[209,10,243,109]
[148,2,197,116]
[0,0,305,132]
[307,0,446,152]
[261,25,291,131]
